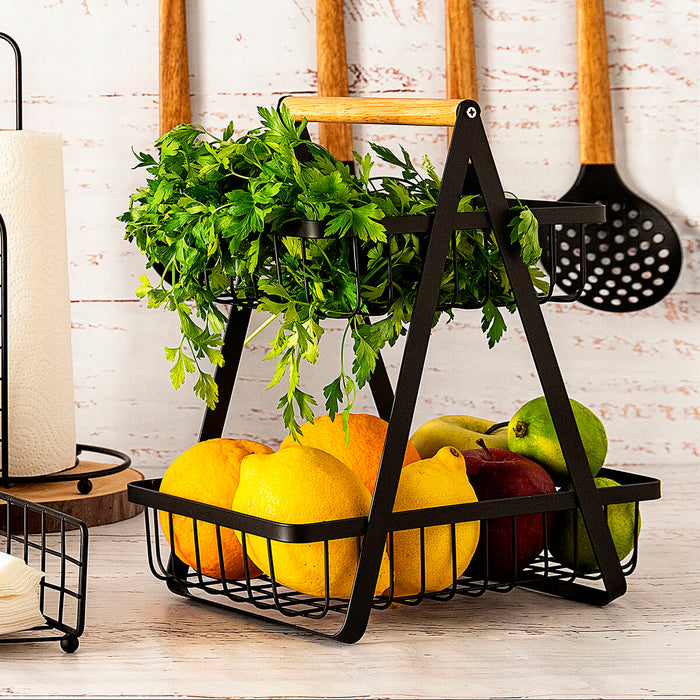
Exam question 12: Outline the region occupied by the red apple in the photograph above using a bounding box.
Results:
[463,440,556,581]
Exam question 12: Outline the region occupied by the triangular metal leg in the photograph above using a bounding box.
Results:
[335,100,624,641]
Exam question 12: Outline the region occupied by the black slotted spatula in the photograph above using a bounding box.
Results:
[554,0,682,312]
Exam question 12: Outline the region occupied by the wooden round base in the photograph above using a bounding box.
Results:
[1,462,145,532]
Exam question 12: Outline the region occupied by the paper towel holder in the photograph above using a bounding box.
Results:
[0,37,133,494]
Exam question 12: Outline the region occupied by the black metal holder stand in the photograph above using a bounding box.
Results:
[0,32,129,650]
[0,34,132,494]
[128,99,661,643]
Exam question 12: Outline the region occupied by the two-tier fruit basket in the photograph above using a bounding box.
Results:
[128,98,660,643]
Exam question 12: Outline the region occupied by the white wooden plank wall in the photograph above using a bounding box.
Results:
[0,0,697,471]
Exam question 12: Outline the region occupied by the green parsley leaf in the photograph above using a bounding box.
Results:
[481,300,508,348]
[509,207,541,265]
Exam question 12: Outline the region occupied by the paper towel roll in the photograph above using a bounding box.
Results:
[0,130,76,478]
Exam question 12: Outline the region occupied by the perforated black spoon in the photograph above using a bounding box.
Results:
[552,0,682,312]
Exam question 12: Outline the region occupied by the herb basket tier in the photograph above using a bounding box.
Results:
[128,98,660,644]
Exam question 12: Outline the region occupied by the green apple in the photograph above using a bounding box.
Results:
[410,415,509,459]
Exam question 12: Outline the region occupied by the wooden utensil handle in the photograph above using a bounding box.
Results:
[577,0,615,164]
[159,0,191,135]
[445,0,478,100]
[282,97,464,126]
[316,0,354,161]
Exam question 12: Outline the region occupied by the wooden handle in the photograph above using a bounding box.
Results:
[159,0,191,135]
[282,97,465,126]
[445,0,478,101]
[577,0,615,164]
[316,0,354,161]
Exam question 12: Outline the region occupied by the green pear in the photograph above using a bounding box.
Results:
[548,477,640,573]
[410,415,509,459]
[507,396,607,481]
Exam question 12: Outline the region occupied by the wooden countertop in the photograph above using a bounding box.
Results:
[3,463,699,699]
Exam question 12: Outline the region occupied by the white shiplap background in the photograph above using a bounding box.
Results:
[1,0,698,471]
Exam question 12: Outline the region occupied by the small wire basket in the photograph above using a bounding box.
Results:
[0,490,88,652]
[211,201,593,318]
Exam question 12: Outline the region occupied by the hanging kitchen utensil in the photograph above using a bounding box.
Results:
[314,0,400,419]
[154,0,191,285]
[159,0,191,135]
[316,0,354,164]
[444,0,482,190]
[552,0,682,312]
[445,0,478,101]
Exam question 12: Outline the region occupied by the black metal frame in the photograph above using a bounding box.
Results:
[128,99,661,643]
[1,442,133,494]
[0,33,129,651]
[0,32,22,130]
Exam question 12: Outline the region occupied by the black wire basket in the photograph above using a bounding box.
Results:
[129,465,658,640]
[210,200,592,317]
[0,490,88,652]
[128,98,661,643]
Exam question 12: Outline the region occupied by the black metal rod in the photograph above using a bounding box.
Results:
[0,215,8,489]
[368,348,394,422]
[336,100,482,643]
[468,115,627,605]
[199,307,252,441]
[0,33,22,130]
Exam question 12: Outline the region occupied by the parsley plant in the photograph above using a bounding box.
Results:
[120,106,548,438]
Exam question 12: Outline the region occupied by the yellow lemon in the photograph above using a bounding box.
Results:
[388,446,479,597]
[158,438,272,580]
[232,445,391,599]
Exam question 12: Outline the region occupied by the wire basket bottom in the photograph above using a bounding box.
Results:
[155,549,638,613]
[139,504,643,624]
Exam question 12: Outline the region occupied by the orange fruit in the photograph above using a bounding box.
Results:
[159,438,273,579]
[279,413,421,494]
